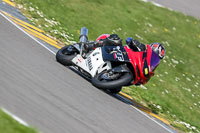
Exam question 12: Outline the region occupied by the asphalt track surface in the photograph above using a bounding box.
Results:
[149,0,200,19]
[0,14,171,133]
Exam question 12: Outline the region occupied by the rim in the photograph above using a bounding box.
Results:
[99,71,121,81]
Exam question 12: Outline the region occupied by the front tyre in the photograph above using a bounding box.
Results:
[107,87,122,94]
[91,68,133,92]
[56,45,78,66]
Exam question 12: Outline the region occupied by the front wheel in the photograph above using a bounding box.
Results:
[56,45,78,66]
[91,68,133,93]
[107,87,122,94]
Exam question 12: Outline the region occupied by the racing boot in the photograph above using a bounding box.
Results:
[126,37,146,51]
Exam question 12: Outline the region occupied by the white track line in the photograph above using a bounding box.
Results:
[0,11,173,133]
[151,1,164,8]
[0,11,56,55]
[131,106,174,133]
[140,0,166,8]
[140,0,148,2]
[2,108,29,126]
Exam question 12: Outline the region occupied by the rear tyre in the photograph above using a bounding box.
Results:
[56,45,78,66]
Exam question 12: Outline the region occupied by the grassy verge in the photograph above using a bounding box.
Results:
[13,0,200,132]
[0,109,37,133]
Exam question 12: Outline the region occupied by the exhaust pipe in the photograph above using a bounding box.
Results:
[79,27,88,44]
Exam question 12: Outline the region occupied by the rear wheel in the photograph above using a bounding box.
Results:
[91,68,133,93]
[56,45,78,66]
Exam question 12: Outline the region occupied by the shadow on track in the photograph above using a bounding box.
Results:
[66,66,132,105]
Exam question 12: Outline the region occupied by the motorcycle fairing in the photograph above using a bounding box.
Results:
[124,45,154,85]
[71,47,112,77]
[101,45,130,62]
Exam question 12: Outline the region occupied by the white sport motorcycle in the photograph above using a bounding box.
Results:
[56,27,156,93]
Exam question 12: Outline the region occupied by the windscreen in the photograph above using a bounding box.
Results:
[150,51,160,71]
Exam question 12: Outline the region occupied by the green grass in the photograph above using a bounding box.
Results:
[0,109,37,133]
[13,0,200,132]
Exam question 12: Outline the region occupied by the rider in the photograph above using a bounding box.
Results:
[83,34,165,59]
[81,34,165,86]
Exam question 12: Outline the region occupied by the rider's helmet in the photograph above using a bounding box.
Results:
[106,34,122,45]
[150,43,165,59]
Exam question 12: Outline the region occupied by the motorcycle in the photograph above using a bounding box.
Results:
[56,27,160,93]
